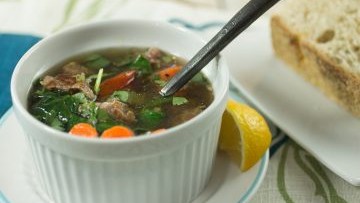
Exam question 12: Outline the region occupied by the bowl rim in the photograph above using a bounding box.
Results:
[11,19,229,145]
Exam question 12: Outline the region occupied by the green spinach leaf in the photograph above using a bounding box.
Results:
[139,108,165,129]
[84,54,111,69]
[110,90,129,102]
[131,55,152,75]
[30,91,94,131]
[172,97,188,106]
[95,109,122,133]
[145,96,172,108]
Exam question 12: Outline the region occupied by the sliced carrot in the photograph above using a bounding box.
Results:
[101,126,134,139]
[152,128,166,134]
[69,123,98,138]
[98,70,136,98]
[157,65,181,81]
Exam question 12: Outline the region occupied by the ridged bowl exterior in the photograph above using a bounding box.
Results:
[26,120,221,203]
[11,20,229,203]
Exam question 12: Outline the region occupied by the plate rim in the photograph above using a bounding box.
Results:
[237,150,269,203]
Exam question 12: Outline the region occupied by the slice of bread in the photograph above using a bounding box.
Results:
[271,0,360,116]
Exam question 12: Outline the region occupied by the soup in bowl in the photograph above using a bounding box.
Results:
[11,20,229,203]
[28,47,214,137]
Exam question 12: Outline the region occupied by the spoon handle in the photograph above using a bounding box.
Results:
[160,0,281,96]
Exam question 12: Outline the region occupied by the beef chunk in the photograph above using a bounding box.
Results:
[41,74,95,100]
[98,99,136,123]
[145,47,163,64]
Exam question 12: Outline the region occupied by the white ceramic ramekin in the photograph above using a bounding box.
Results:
[11,20,229,203]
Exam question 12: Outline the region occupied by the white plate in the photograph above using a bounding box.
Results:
[0,108,268,203]
[223,18,360,186]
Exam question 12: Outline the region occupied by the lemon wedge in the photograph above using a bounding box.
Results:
[219,99,272,171]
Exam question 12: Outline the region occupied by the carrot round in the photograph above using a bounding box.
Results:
[99,70,136,98]
[101,126,134,139]
[157,65,181,81]
[69,123,98,138]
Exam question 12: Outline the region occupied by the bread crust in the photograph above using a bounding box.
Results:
[271,15,360,116]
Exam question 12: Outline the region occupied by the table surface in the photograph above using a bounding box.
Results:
[0,0,359,203]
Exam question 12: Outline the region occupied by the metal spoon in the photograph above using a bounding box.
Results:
[160,0,281,96]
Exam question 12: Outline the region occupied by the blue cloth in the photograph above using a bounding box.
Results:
[0,34,41,117]
[0,33,41,203]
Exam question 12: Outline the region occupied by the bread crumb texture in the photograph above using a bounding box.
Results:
[274,0,360,73]
[271,0,360,116]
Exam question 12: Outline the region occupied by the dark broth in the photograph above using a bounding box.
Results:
[28,47,214,136]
